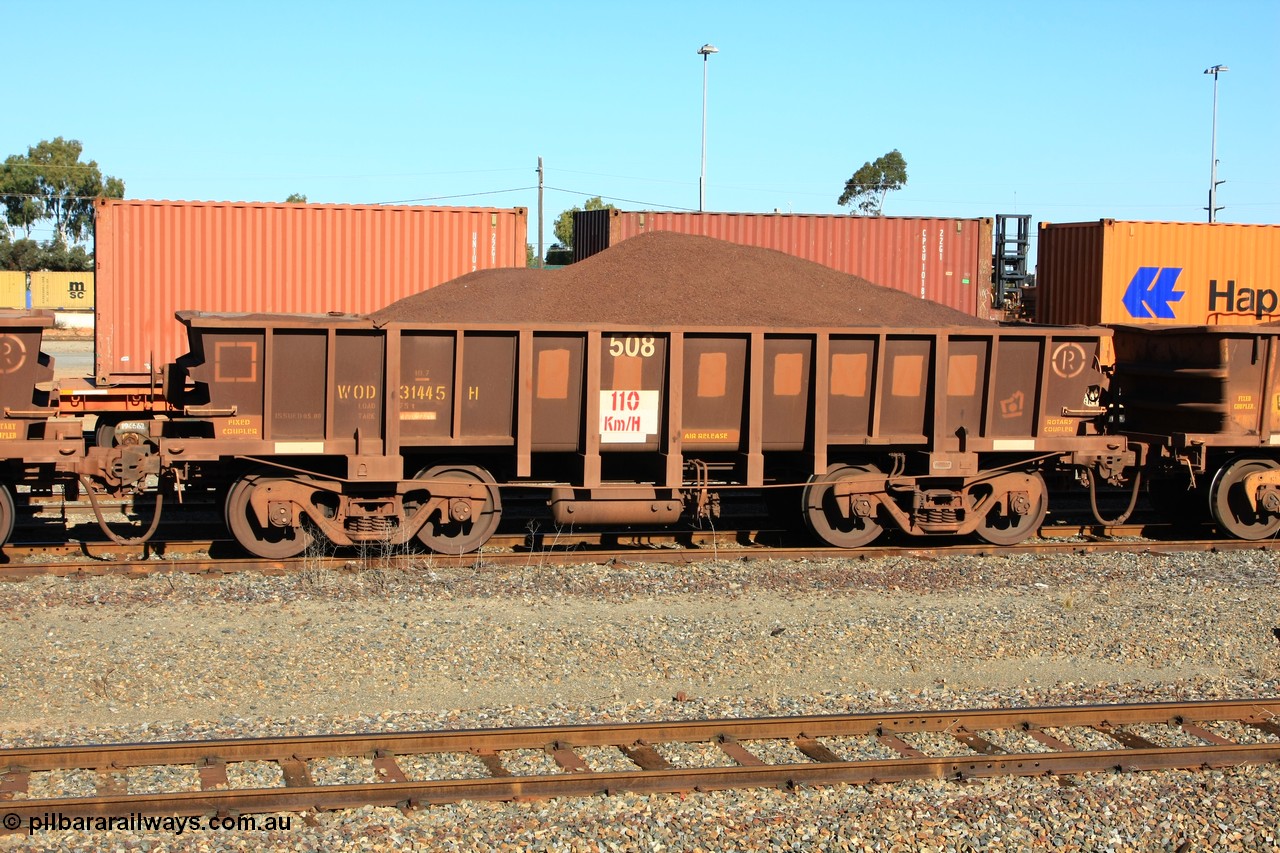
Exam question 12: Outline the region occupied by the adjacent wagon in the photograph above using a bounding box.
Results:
[1110,323,1280,539]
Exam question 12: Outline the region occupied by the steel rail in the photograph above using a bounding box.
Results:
[2,699,1278,827]
[0,531,1274,582]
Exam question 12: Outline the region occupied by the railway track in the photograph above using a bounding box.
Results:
[2,699,1277,831]
[0,519,1275,580]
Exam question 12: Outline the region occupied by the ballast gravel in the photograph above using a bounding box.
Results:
[0,547,1277,851]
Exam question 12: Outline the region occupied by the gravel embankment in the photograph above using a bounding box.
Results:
[1,548,1277,851]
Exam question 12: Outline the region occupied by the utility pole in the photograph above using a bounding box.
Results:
[536,156,544,267]
[1204,64,1228,223]
[698,43,718,212]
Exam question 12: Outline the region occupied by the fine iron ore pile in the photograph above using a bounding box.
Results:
[372,231,993,327]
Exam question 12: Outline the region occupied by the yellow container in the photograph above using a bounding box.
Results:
[0,272,25,309]
[1037,221,1280,325]
[30,271,94,310]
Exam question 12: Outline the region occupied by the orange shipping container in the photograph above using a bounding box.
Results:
[93,199,528,382]
[573,209,995,320]
[1036,220,1280,326]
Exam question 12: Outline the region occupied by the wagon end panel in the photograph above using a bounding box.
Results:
[177,313,383,449]
[0,311,56,439]
[1111,324,1280,442]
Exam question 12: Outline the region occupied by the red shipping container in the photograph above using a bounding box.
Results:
[573,209,995,320]
[93,199,528,382]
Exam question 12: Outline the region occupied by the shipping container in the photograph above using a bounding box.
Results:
[573,209,996,320]
[1036,220,1280,326]
[30,271,94,310]
[0,272,25,309]
[94,199,528,383]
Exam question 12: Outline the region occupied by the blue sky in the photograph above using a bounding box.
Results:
[3,0,1276,251]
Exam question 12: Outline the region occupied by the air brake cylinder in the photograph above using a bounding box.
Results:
[548,487,683,526]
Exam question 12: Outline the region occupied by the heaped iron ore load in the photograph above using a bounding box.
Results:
[92,198,529,383]
[570,209,997,320]
[1036,220,1280,326]
[374,231,991,327]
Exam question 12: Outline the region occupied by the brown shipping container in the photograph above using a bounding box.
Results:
[573,209,995,320]
[94,199,528,382]
[1036,220,1280,326]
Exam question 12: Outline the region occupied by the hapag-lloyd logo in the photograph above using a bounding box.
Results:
[1208,278,1279,320]
[1122,267,1184,319]
[1122,267,1279,321]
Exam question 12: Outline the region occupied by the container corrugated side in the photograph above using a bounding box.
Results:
[573,210,994,319]
[30,271,94,310]
[0,272,25,309]
[1037,220,1280,325]
[94,199,528,382]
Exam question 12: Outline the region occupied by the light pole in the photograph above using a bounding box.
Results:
[698,43,718,212]
[1204,64,1228,223]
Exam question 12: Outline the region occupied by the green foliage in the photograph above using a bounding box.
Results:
[0,138,124,270]
[38,238,94,272]
[544,244,573,266]
[837,150,908,216]
[0,137,125,242]
[0,234,41,271]
[0,235,91,272]
[284,193,308,203]
[553,196,614,250]
[525,243,536,267]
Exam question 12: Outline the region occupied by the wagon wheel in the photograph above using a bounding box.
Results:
[1209,457,1280,541]
[224,472,315,559]
[974,471,1048,546]
[0,484,14,548]
[413,465,502,555]
[94,418,118,448]
[802,464,883,548]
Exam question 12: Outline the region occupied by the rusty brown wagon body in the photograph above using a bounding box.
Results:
[163,312,1130,556]
[1110,324,1280,539]
[0,312,89,543]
